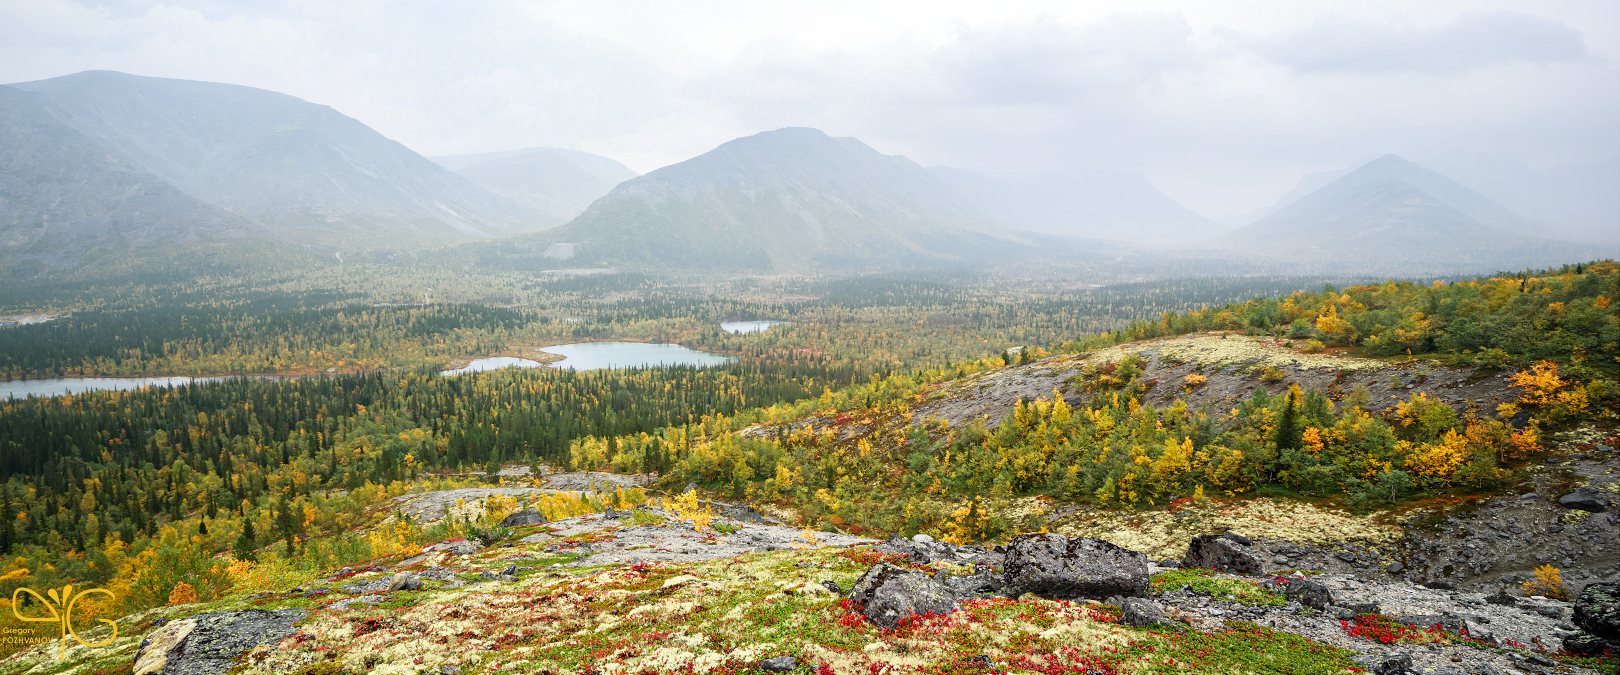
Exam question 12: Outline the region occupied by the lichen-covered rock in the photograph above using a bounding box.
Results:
[1284,578,1334,610]
[132,609,307,675]
[1181,534,1264,574]
[846,563,960,629]
[499,509,548,527]
[1568,582,1620,655]
[1002,533,1149,600]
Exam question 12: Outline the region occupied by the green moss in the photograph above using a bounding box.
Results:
[1151,568,1287,606]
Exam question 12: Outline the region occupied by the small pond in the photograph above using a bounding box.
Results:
[538,342,733,371]
[721,320,788,334]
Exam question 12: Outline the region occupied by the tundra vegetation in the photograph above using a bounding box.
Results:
[0,261,1613,671]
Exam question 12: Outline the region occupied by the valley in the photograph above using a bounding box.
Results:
[0,46,1616,675]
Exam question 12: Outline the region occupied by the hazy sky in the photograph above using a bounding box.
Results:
[3,0,1617,215]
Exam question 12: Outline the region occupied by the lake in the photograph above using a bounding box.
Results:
[0,375,229,400]
[1,343,733,399]
[721,320,787,334]
[439,356,546,376]
[539,342,734,371]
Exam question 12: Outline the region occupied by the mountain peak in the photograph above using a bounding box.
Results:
[5,70,539,250]
[530,129,1027,270]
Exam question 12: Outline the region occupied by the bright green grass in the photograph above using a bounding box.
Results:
[1151,568,1287,606]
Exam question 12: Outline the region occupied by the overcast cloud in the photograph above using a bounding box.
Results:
[1,0,1615,215]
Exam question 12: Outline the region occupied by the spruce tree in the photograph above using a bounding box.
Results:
[1276,390,1302,450]
[234,518,257,561]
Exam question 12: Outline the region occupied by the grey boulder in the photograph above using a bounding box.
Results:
[1003,533,1149,600]
[846,563,961,630]
[1559,488,1609,513]
[758,656,798,672]
[1567,582,1620,655]
[1351,653,1414,675]
[499,509,548,527]
[386,573,422,592]
[1181,534,1264,575]
[1283,578,1335,610]
[1119,598,1181,630]
[133,609,307,675]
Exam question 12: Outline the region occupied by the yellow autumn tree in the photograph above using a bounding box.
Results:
[1315,305,1357,344]
[1403,430,1470,483]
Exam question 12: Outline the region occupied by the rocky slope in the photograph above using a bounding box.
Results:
[10,491,1614,675]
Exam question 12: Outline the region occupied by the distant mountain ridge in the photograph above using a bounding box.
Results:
[5,70,544,252]
[528,128,1036,270]
[1220,155,1595,266]
[0,85,260,272]
[929,167,1227,244]
[430,147,638,225]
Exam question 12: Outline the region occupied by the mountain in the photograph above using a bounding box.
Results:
[1219,155,1594,266]
[528,128,1034,270]
[1419,151,1620,245]
[5,71,540,249]
[929,168,1226,244]
[0,85,257,271]
[430,147,638,225]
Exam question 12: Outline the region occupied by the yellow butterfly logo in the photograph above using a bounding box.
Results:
[12,582,118,662]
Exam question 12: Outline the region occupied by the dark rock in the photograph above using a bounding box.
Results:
[1385,562,1404,574]
[501,563,519,576]
[759,656,797,672]
[602,508,628,519]
[940,567,1006,599]
[1222,533,1252,546]
[1573,582,1620,652]
[968,654,997,671]
[1339,601,1380,616]
[1563,631,1612,656]
[1119,598,1179,630]
[1509,410,1532,429]
[1530,605,1565,619]
[1560,488,1609,513]
[846,563,960,629]
[1181,534,1264,575]
[821,580,843,594]
[479,571,496,580]
[1283,578,1334,610]
[1004,533,1149,600]
[728,505,767,524]
[132,609,308,675]
[1351,652,1413,675]
[1421,580,1455,590]
[1485,592,1517,607]
[499,509,548,527]
[301,587,329,597]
